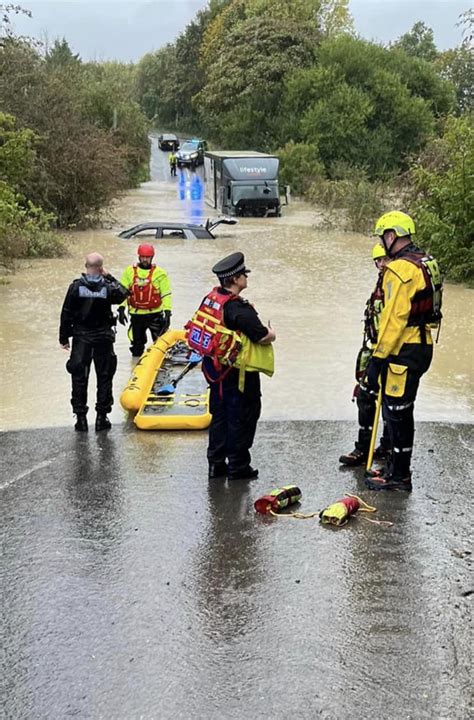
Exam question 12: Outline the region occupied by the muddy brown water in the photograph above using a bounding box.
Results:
[1,134,472,430]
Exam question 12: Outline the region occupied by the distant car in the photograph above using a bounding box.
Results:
[158,133,179,151]
[118,217,237,241]
[176,139,207,169]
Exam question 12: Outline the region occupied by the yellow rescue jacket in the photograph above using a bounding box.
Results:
[120,264,172,315]
[373,258,432,359]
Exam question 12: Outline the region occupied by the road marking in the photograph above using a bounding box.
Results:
[0,458,55,490]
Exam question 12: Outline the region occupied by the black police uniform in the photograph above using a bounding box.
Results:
[59,273,129,417]
[205,253,269,480]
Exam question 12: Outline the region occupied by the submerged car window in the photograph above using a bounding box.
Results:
[162,229,186,238]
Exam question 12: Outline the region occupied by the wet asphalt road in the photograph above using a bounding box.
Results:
[2,421,473,719]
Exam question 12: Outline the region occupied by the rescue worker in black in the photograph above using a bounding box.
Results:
[339,243,390,466]
[363,211,442,491]
[186,252,275,481]
[59,252,129,432]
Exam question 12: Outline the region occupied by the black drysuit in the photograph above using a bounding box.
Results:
[59,274,129,415]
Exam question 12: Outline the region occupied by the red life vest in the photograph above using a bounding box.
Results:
[185,288,242,373]
[402,251,443,328]
[129,265,162,310]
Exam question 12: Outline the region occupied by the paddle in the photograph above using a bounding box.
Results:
[365,386,382,473]
[156,352,202,395]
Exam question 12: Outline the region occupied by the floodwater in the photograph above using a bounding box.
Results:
[1,133,472,430]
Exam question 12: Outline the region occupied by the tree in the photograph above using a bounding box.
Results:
[437,47,474,114]
[317,0,354,37]
[394,21,438,62]
[0,111,36,189]
[196,14,318,146]
[282,36,448,177]
[45,37,80,68]
[407,116,474,283]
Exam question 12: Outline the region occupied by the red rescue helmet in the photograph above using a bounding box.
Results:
[137,243,155,257]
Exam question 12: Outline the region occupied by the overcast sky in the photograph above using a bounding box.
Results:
[10,0,469,62]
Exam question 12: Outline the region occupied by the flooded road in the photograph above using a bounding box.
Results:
[1,132,472,430]
[2,135,473,720]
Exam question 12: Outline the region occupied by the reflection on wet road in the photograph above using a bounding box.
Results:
[2,422,472,718]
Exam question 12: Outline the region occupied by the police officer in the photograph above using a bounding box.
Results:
[118,244,172,357]
[188,252,275,480]
[59,252,129,431]
[363,211,442,491]
[339,243,390,465]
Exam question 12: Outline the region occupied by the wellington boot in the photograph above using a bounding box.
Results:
[74,414,88,432]
[95,413,111,432]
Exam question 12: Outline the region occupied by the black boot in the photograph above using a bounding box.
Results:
[74,414,88,432]
[228,466,259,481]
[95,413,111,431]
[208,462,228,479]
[339,446,366,466]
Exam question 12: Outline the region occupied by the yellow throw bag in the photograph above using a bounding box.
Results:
[234,334,275,391]
[386,363,408,397]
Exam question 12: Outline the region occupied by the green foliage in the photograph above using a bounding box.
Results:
[318,0,354,38]
[394,21,438,62]
[0,112,36,189]
[136,45,179,124]
[406,116,474,283]
[0,181,66,261]
[0,111,65,262]
[437,47,474,114]
[45,37,81,68]
[0,36,150,229]
[277,142,324,194]
[196,14,317,147]
[307,171,386,233]
[282,36,450,177]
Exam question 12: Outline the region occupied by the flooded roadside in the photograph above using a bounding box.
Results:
[1,134,472,430]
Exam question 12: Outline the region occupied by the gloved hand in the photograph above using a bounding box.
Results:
[118,306,127,326]
[163,310,172,331]
[364,356,385,395]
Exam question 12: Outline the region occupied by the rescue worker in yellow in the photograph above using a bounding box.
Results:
[339,243,390,466]
[186,252,275,481]
[363,211,442,491]
[168,150,177,176]
[118,243,172,357]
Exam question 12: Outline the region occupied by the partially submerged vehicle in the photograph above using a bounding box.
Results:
[204,151,281,217]
[118,217,237,240]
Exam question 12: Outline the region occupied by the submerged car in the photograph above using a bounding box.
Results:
[118,217,237,241]
[176,139,207,169]
[158,133,179,151]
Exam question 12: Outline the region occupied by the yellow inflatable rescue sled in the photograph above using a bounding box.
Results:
[120,329,211,430]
